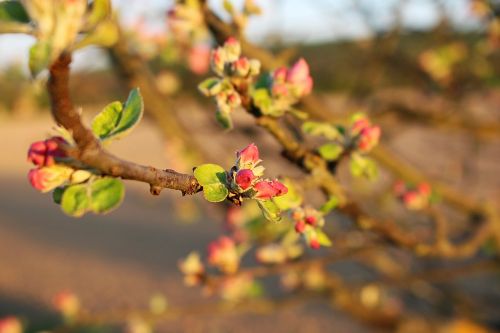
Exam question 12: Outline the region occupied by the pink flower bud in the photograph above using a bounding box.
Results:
[295,220,306,233]
[237,143,260,166]
[351,118,370,135]
[402,191,423,210]
[226,92,241,108]
[28,166,72,193]
[273,67,288,83]
[235,57,250,77]
[357,126,381,152]
[272,83,289,98]
[235,169,255,190]
[223,37,241,61]
[53,291,80,318]
[188,45,210,75]
[309,238,321,249]
[211,48,226,74]
[286,58,313,96]
[0,317,21,333]
[207,236,239,274]
[253,179,288,200]
[27,136,66,167]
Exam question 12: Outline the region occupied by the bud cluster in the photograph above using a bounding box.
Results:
[292,206,327,249]
[178,251,205,286]
[198,38,261,128]
[271,58,313,100]
[350,115,381,153]
[27,136,92,193]
[393,181,433,210]
[228,143,288,202]
[207,236,240,274]
[167,0,207,44]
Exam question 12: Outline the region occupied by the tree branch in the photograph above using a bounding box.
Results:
[47,53,201,195]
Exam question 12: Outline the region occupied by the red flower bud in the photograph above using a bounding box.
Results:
[417,182,431,197]
[253,179,288,200]
[309,238,321,249]
[357,125,381,152]
[27,136,66,167]
[295,220,306,233]
[305,215,316,226]
[28,165,73,193]
[235,169,255,190]
[237,143,260,166]
[53,291,80,318]
[0,316,21,333]
[235,57,250,76]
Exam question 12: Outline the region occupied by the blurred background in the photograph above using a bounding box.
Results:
[0,0,499,332]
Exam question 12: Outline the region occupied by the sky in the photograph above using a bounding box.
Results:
[0,0,479,72]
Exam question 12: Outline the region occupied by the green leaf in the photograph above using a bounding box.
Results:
[223,0,234,13]
[61,184,90,217]
[273,179,302,211]
[215,108,233,129]
[316,229,332,247]
[257,200,281,222]
[29,41,51,77]
[289,108,308,120]
[349,155,378,180]
[74,19,118,49]
[193,164,226,186]
[53,187,66,205]
[0,1,29,23]
[251,88,272,114]
[302,121,340,140]
[320,196,339,215]
[318,143,343,161]
[194,164,229,203]
[86,0,112,28]
[91,101,122,139]
[198,77,222,96]
[203,183,229,202]
[91,88,144,141]
[90,177,125,214]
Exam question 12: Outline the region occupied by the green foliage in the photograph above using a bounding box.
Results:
[257,200,281,222]
[75,20,118,50]
[251,88,273,114]
[215,108,233,129]
[320,196,339,214]
[0,1,29,23]
[86,0,112,28]
[198,77,223,96]
[61,184,90,217]
[349,155,378,180]
[316,229,332,247]
[194,164,229,202]
[29,41,51,77]
[318,143,343,161]
[302,121,341,140]
[89,178,125,214]
[92,88,144,142]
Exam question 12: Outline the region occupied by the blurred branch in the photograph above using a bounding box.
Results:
[48,53,201,195]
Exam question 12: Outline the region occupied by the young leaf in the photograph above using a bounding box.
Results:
[350,155,379,180]
[318,143,343,161]
[302,121,340,140]
[257,200,281,222]
[316,229,332,247]
[74,19,118,50]
[61,184,90,217]
[203,183,229,202]
[194,164,229,203]
[53,187,66,205]
[0,1,29,23]
[198,77,222,96]
[320,196,339,215]
[29,41,51,77]
[215,108,233,129]
[86,0,112,28]
[90,177,125,214]
[251,88,272,114]
[91,88,144,141]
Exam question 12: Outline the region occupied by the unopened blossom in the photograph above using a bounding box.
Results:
[223,37,241,61]
[350,117,381,153]
[309,237,321,250]
[394,181,432,210]
[0,317,21,333]
[28,165,73,193]
[207,236,240,274]
[294,220,306,233]
[236,143,260,168]
[235,169,256,190]
[255,244,287,264]
[27,136,66,167]
[234,57,250,77]
[253,179,288,200]
[178,251,205,286]
[53,291,80,318]
[286,58,313,97]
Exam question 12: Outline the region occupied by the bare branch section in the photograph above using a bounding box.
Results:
[47,53,201,195]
